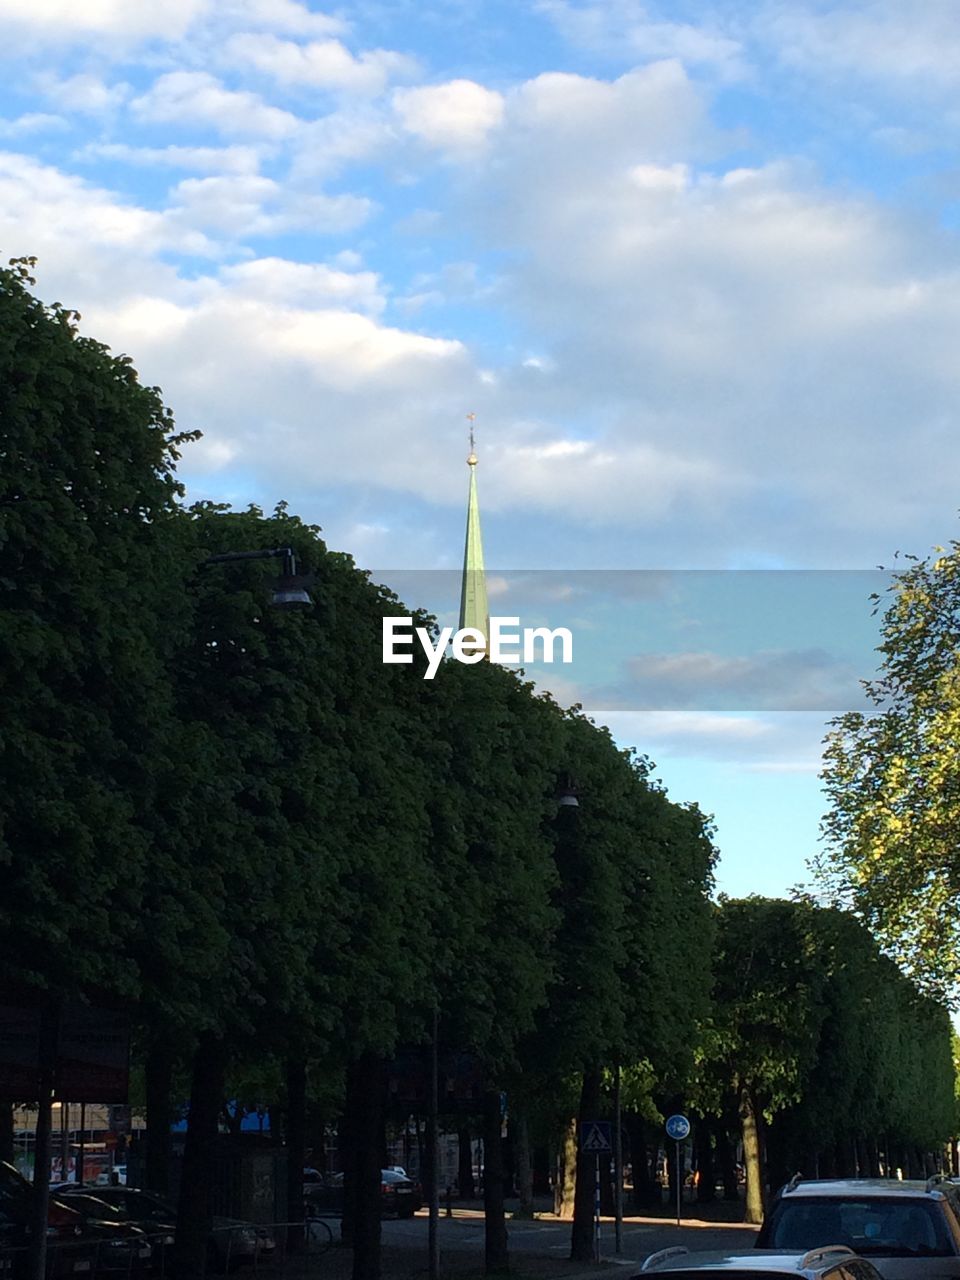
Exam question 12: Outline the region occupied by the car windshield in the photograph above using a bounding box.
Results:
[381,1171,408,1184]
[57,1192,130,1220]
[94,1191,172,1222]
[767,1197,952,1257]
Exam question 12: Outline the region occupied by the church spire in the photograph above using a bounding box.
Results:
[459,413,490,641]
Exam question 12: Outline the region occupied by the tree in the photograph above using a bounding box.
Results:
[818,539,960,998]
[0,257,189,1002]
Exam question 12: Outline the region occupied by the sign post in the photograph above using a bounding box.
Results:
[664,1114,690,1229]
[580,1121,612,1262]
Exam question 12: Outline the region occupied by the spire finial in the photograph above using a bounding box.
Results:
[466,412,477,465]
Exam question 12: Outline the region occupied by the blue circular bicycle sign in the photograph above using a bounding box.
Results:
[665,1114,690,1141]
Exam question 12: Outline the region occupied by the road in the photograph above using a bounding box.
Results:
[374,1207,760,1273]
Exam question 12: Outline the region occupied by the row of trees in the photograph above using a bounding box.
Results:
[2,260,956,1275]
[695,897,957,1222]
[0,260,720,1277]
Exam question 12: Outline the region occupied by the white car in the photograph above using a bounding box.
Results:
[640,1246,883,1280]
[756,1177,960,1280]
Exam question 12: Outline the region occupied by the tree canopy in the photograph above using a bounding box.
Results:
[818,539,960,998]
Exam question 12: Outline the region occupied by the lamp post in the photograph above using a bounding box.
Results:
[201,546,313,609]
[180,546,311,1274]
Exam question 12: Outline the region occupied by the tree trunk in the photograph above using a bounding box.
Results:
[740,1086,763,1225]
[144,1037,174,1196]
[482,1090,508,1275]
[532,1144,551,1196]
[629,1115,662,1210]
[285,1056,306,1253]
[457,1125,475,1198]
[555,1115,577,1218]
[0,1103,13,1165]
[716,1106,739,1201]
[694,1118,716,1203]
[174,1034,227,1280]
[571,1068,601,1263]
[513,1111,535,1218]
[349,1053,385,1280]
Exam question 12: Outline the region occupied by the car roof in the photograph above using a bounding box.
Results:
[643,1249,862,1274]
[779,1180,946,1199]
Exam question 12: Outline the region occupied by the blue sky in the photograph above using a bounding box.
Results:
[3,0,960,898]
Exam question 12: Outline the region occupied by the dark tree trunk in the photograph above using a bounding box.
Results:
[174,1034,227,1280]
[861,1137,881,1178]
[457,1125,475,1198]
[555,1116,577,1218]
[285,1057,306,1253]
[837,1135,857,1177]
[513,1112,534,1218]
[482,1090,508,1275]
[740,1085,763,1225]
[532,1144,551,1196]
[144,1037,174,1196]
[571,1068,601,1263]
[0,1103,13,1165]
[715,1118,738,1201]
[694,1118,716,1203]
[348,1053,385,1280]
[765,1118,791,1197]
[626,1114,661,1210]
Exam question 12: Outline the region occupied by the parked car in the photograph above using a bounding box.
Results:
[54,1187,269,1274]
[46,1192,152,1276]
[639,1246,884,1280]
[0,1161,93,1279]
[756,1177,960,1279]
[303,1168,421,1218]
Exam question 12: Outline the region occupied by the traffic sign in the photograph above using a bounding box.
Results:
[665,1114,690,1141]
[580,1121,612,1152]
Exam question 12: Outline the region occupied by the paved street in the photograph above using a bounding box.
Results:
[306,1207,759,1279]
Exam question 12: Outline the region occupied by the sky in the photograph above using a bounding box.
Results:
[3,0,959,898]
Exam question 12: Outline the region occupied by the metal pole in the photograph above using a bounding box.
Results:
[675,1140,681,1228]
[60,1101,69,1183]
[77,1103,85,1186]
[30,1074,53,1280]
[428,1009,439,1280]
[594,1153,601,1261]
[613,1065,623,1256]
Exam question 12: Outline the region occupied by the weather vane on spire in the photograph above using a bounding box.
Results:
[466,412,477,466]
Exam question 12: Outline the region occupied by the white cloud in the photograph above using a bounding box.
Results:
[36,72,129,115]
[217,0,345,39]
[536,0,744,74]
[393,80,505,153]
[759,0,960,90]
[0,0,342,45]
[221,257,385,313]
[76,143,265,174]
[290,105,395,179]
[0,0,206,39]
[0,152,214,259]
[0,113,66,137]
[224,32,415,94]
[132,72,300,139]
[167,173,372,238]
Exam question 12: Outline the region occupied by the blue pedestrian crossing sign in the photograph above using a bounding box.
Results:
[665,1114,690,1141]
[580,1120,612,1152]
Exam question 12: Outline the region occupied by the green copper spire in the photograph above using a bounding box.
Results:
[459,414,489,643]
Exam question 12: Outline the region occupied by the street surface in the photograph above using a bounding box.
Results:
[307,1207,759,1278]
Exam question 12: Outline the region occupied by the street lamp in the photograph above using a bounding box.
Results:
[555,777,580,808]
[202,546,313,609]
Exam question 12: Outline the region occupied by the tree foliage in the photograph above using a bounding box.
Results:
[818,541,960,997]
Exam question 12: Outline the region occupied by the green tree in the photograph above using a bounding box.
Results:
[818,539,960,997]
[0,256,189,999]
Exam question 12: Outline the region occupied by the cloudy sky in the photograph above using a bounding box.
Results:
[3,0,958,896]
